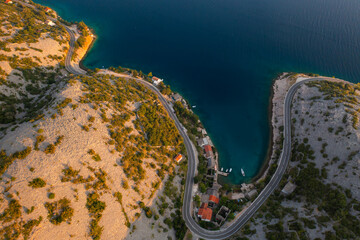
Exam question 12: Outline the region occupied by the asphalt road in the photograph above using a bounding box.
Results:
[14,0,84,75]
[63,26,81,75]
[14,1,330,237]
[176,77,325,239]
[61,21,328,238]
[124,77,326,240]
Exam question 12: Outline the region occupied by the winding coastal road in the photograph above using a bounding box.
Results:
[14,0,85,75]
[63,25,83,75]
[61,17,327,238]
[19,0,328,237]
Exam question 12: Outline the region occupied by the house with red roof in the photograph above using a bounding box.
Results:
[209,194,219,205]
[45,7,52,12]
[204,144,213,159]
[174,154,183,163]
[197,203,213,222]
[5,0,13,4]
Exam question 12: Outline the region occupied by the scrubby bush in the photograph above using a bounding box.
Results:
[45,198,74,225]
[86,192,106,239]
[48,192,55,199]
[28,178,46,188]
[44,144,55,154]
[0,199,22,222]
[34,135,45,150]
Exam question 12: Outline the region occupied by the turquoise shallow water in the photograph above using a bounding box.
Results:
[36,0,360,184]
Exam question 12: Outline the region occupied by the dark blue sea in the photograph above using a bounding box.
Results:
[36,0,360,184]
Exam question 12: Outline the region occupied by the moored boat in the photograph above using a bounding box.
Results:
[241,168,245,176]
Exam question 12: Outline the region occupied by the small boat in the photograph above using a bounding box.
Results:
[192,105,196,108]
[229,168,232,172]
[221,168,223,171]
[226,169,228,173]
[241,168,245,177]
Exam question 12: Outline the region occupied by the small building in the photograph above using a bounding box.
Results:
[207,189,219,207]
[174,154,183,163]
[5,0,13,4]
[207,157,215,169]
[198,203,212,222]
[197,137,209,147]
[152,76,163,85]
[281,181,296,195]
[215,206,231,225]
[45,7,52,12]
[245,189,258,200]
[204,144,213,159]
[171,93,182,102]
[45,20,56,26]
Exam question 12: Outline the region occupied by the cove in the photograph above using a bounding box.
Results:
[36,0,360,184]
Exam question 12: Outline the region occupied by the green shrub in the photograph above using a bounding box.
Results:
[86,192,106,239]
[0,199,22,222]
[48,192,55,199]
[44,144,55,154]
[28,178,46,188]
[88,149,95,155]
[34,135,45,150]
[122,180,129,189]
[12,147,32,159]
[92,154,101,162]
[45,198,74,225]
[86,192,106,216]
[22,216,43,239]
[54,135,64,146]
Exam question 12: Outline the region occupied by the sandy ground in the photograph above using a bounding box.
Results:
[0,4,178,240]
[0,78,176,240]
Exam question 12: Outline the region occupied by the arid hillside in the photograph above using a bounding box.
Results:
[0,2,186,240]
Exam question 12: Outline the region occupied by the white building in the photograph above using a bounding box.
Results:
[46,20,56,26]
[152,76,163,85]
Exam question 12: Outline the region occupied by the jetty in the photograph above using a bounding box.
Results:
[217,170,229,177]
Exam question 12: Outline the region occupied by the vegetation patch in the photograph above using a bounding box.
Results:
[44,198,74,225]
[114,192,130,228]
[28,178,46,188]
[86,192,106,240]
[0,199,22,223]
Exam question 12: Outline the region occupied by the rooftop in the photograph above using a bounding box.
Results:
[198,203,212,221]
[281,181,296,195]
[174,154,183,163]
[209,195,219,204]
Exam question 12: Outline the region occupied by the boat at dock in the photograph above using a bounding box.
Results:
[226,169,228,172]
[221,167,223,171]
[241,168,245,177]
[229,168,232,172]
